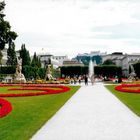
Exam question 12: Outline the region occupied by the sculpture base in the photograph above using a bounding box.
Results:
[45,74,54,81]
[14,73,26,83]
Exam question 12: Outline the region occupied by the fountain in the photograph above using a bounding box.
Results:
[88,59,96,79]
[88,59,94,78]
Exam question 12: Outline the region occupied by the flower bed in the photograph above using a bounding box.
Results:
[0,84,70,97]
[0,84,70,118]
[115,84,140,93]
[0,98,12,118]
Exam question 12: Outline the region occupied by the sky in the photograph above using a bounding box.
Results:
[3,0,140,58]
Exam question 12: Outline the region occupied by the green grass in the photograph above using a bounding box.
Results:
[0,85,80,140]
[106,85,140,117]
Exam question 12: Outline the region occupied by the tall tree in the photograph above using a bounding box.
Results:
[31,52,41,68]
[6,42,17,66]
[0,1,17,63]
[19,44,31,66]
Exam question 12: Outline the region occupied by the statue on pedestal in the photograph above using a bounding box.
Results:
[14,57,26,83]
[128,63,136,81]
[45,64,53,80]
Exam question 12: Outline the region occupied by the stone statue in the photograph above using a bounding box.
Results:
[128,63,136,81]
[17,57,22,76]
[45,64,53,80]
[14,57,26,83]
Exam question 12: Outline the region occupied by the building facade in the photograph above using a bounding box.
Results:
[102,52,140,77]
[38,53,69,68]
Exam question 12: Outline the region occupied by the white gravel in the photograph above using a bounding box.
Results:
[31,83,140,140]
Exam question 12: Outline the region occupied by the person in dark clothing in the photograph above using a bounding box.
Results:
[84,75,88,85]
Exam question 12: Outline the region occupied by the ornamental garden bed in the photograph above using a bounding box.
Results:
[0,84,80,140]
[115,84,140,93]
[106,84,140,117]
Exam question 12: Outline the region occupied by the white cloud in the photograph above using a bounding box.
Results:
[4,0,140,58]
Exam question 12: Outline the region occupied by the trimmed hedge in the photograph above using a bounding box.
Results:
[60,65,122,77]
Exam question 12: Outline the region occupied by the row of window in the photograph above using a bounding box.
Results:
[52,56,67,60]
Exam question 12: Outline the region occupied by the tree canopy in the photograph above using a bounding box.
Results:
[76,55,102,65]
[31,52,41,68]
[6,43,17,66]
[0,1,17,50]
[19,44,31,66]
[102,59,115,65]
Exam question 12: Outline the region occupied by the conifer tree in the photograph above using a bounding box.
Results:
[7,43,17,66]
[0,1,17,64]
[31,52,41,68]
[19,44,31,66]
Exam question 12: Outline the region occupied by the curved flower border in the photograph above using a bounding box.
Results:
[0,98,12,118]
[0,84,70,97]
[0,84,70,118]
[115,84,140,93]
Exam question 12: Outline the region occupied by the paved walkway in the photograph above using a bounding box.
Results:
[31,83,140,140]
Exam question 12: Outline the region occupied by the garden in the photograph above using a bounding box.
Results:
[0,84,80,140]
[106,83,140,117]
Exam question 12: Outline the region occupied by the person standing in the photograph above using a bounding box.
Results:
[84,75,88,85]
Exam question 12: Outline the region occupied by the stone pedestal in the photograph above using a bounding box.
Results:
[14,73,26,83]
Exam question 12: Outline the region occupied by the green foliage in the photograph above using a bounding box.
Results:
[60,66,88,77]
[0,50,3,65]
[0,65,45,80]
[94,65,122,77]
[7,43,17,66]
[0,66,15,74]
[106,85,140,117]
[76,55,102,65]
[52,68,61,78]
[0,1,5,18]
[0,1,17,50]
[19,44,31,66]
[22,66,45,80]
[31,52,41,68]
[60,65,121,77]
[37,68,46,79]
[0,86,80,140]
[103,59,115,65]
[133,62,140,78]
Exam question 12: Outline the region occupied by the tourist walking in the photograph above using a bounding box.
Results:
[78,76,81,84]
[84,75,88,85]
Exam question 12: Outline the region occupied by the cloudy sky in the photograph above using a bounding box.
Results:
[4,0,140,58]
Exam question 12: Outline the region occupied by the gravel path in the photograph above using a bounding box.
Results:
[31,83,140,140]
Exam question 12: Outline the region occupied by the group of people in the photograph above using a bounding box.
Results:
[69,74,95,85]
[84,74,95,85]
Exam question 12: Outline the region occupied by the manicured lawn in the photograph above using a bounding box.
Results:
[0,85,80,140]
[106,85,140,117]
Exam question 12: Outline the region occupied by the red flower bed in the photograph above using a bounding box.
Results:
[0,98,12,118]
[0,84,70,118]
[0,84,70,97]
[115,84,140,93]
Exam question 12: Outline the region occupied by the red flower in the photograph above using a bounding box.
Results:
[115,84,140,93]
[0,98,12,118]
[0,84,70,97]
[0,84,70,118]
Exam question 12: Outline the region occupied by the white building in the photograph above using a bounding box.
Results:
[38,53,69,68]
[52,55,68,66]
[63,60,84,66]
[77,51,107,57]
[102,52,140,77]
